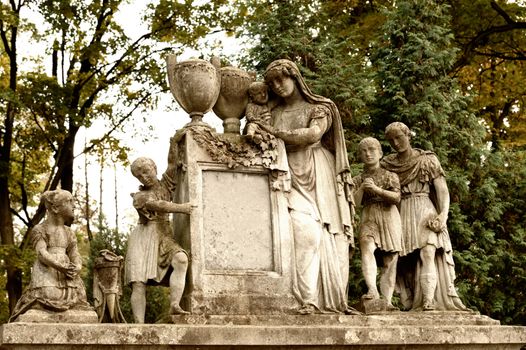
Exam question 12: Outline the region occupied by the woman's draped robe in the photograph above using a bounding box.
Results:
[273,102,353,312]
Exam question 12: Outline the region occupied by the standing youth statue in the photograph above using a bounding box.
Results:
[125,137,193,323]
[353,137,402,310]
[10,190,93,322]
[256,59,356,314]
[381,122,467,311]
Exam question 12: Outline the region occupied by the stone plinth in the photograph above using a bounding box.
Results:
[2,313,526,349]
[12,309,98,324]
[172,129,298,315]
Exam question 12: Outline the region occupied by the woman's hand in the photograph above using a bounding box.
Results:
[256,122,277,135]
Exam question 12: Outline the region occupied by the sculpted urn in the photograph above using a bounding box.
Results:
[212,63,255,134]
[166,56,221,126]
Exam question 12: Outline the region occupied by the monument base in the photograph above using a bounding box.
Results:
[12,309,98,324]
[2,312,525,349]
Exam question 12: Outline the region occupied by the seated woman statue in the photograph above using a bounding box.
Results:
[256,59,356,315]
[10,189,92,322]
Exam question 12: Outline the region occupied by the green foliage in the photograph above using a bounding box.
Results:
[235,0,526,325]
[370,0,484,156]
[1,0,221,314]
[455,150,526,324]
[0,245,35,323]
[236,0,377,147]
[450,0,526,150]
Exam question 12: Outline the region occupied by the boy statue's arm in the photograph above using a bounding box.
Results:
[144,200,193,214]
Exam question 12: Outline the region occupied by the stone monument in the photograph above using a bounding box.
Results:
[2,58,525,350]
[9,189,97,324]
[166,57,357,317]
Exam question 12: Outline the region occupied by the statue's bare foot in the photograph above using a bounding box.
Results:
[422,300,435,311]
[362,290,380,300]
[170,303,190,315]
[344,307,363,315]
[297,304,315,315]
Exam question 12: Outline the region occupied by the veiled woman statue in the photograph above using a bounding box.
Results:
[255,59,355,314]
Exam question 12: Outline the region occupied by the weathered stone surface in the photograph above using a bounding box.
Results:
[167,311,499,326]
[172,130,298,315]
[12,309,98,324]
[1,314,525,349]
[212,65,255,134]
[166,57,220,126]
[202,170,274,271]
[357,298,390,314]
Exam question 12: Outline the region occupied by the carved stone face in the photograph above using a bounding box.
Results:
[249,87,268,105]
[56,194,74,223]
[386,128,411,154]
[267,74,296,99]
[359,143,382,166]
[133,164,157,188]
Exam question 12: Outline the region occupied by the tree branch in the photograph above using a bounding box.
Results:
[491,1,513,24]
[472,50,526,61]
[453,2,526,70]
[77,91,154,157]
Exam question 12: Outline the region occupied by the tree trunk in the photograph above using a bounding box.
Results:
[0,6,23,312]
[60,133,76,192]
[0,178,22,313]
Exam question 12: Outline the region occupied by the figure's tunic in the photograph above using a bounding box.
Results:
[381,149,467,311]
[272,102,352,312]
[10,223,91,321]
[353,167,402,253]
[125,173,185,286]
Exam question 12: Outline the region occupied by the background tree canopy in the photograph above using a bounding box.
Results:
[1,0,525,325]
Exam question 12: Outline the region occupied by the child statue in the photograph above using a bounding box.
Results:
[353,137,402,310]
[10,189,93,322]
[244,81,290,190]
[245,81,273,143]
[125,136,193,323]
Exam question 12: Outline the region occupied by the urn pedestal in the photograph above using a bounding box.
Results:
[171,128,298,315]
